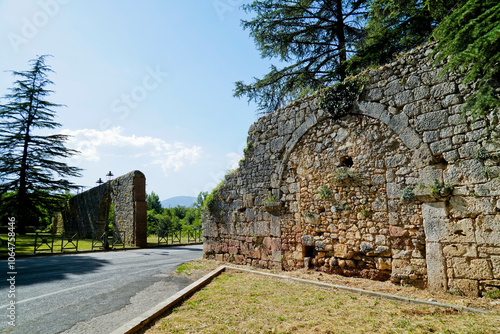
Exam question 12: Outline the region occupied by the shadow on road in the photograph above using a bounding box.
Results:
[1,255,111,287]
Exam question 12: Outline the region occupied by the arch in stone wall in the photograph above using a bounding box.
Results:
[61,170,147,247]
[272,101,434,194]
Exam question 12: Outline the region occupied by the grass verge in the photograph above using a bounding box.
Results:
[144,270,500,334]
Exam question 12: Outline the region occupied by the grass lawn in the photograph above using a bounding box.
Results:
[146,234,202,248]
[0,233,136,255]
[143,263,500,334]
[0,233,202,256]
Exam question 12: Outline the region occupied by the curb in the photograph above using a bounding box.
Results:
[109,266,226,334]
[111,264,488,334]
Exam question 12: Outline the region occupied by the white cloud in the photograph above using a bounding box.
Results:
[226,152,242,170]
[61,127,202,174]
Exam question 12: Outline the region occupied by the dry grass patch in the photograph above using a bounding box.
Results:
[143,270,500,334]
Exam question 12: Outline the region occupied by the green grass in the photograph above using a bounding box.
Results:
[0,233,202,256]
[147,234,202,248]
[144,271,500,334]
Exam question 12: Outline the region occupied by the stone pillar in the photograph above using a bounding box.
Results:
[422,202,449,292]
[133,173,147,248]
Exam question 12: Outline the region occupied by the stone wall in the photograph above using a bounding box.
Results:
[203,43,500,296]
[62,170,147,247]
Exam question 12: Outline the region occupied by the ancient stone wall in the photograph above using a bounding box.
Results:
[62,170,147,247]
[203,43,500,296]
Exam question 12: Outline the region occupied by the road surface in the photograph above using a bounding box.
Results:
[1,245,203,334]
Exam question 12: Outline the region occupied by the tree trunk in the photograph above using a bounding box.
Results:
[335,0,347,81]
[16,73,38,234]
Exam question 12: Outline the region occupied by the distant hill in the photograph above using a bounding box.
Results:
[161,196,197,208]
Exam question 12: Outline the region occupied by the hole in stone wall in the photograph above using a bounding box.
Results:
[453,230,465,236]
[433,154,448,169]
[304,245,314,258]
[340,156,353,167]
[319,207,326,214]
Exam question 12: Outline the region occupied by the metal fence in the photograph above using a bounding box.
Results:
[0,227,203,255]
[34,232,80,254]
[156,227,202,246]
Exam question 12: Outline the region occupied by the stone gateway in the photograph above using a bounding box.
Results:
[62,170,147,247]
[203,44,500,297]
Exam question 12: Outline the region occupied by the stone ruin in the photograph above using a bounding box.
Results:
[62,170,147,247]
[203,44,500,297]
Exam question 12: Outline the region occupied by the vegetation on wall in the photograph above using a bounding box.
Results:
[316,77,363,119]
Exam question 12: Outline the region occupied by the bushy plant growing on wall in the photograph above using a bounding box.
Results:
[316,78,363,119]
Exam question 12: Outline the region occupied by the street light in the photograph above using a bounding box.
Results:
[96,178,104,186]
[106,171,114,182]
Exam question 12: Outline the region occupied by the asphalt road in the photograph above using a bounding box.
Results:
[0,245,204,334]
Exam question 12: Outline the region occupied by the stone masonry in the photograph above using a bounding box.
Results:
[62,170,147,247]
[203,43,500,296]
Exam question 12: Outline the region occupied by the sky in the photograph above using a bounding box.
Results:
[0,0,273,201]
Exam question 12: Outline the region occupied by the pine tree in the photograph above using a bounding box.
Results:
[0,55,82,233]
[432,0,500,119]
[347,0,457,74]
[146,191,162,213]
[234,0,369,114]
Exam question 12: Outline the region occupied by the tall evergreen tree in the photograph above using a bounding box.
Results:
[347,0,457,74]
[234,0,369,114]
[0,55,82,233]
[146,191,162,213]
[432,0,500,119]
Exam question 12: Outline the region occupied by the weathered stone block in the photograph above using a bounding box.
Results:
[448,279,479,297]
[452,258,493,280]
[376,257,392,270]
[419,165,443,185]
[491,256,500,279]
[415,110,448,131]
[449,197,496,219]
[334,244,348,258]
[389,226,408,237]
[302,234,314,246]
[399,127,422,149]
[475,215,500,246]
[394,91,414,107]
[426,242,448,292]
[431,82,456,97]
[356,101,386,119]
[444,218,476,243]
[443,244,477,258]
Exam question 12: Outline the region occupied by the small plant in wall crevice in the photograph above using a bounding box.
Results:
[264,194,279,204]
[318,184,333,199]
[332,167,362,184]
[401,187,415,202]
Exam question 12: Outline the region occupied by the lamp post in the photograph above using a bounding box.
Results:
[95,172,113,249]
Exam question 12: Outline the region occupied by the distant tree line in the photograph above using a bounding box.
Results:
[146,191,207,236]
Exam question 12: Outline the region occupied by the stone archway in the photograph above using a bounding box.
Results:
[62,170,147,247]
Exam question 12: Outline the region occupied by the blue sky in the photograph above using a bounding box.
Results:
[0,0,272,201]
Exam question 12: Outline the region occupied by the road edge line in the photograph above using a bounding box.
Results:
[109,265,226,334]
